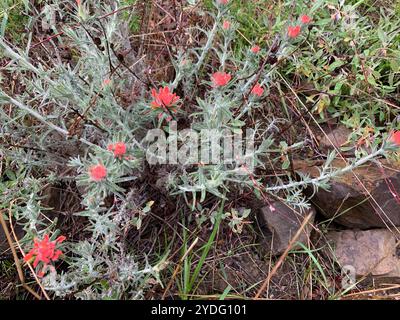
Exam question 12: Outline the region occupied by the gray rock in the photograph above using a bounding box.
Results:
[259,202,316,255]
[327,229,400,278]
[294,159,400,229]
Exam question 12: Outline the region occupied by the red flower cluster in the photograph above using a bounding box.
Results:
[288,14,312,39]
[288,25,301,38]
[251,83,264,97]
[150,87,180,112]
[24,234,66,277]
[301,15,312,24]
[223,20,231,30]
[89,164,107,181]
[218,0,229,4]
[211,72,231,87]
[108,142,127,159]
[389,131,400,146]
[251,45,261,54]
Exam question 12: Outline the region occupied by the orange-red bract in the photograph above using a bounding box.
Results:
[251,83,264,97]
[300,15,312,24]
[389,131,400,146]
[89,164,107,181]
[222,20,231,30]
[24,234,66,277]
[288,25,301,38]
[211,72,232,87]
[150,87,180,111]
[251,45,261,54]
[108,142,127,159]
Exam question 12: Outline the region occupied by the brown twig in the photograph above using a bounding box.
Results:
[342,284,400,299]
[7,205,51,300]
[161,237,199,300]
[0,210,42,300]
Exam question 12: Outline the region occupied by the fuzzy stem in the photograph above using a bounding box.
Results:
[266,148,385,192]
[192,11,221,75]
[0,38,56,86]
[1,93,100,149]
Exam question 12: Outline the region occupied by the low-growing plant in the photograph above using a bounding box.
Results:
[1,0,400,300]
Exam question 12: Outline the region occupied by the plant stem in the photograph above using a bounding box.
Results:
[266,148,385,192]
[1,93,100,149]
[192,11,221,75]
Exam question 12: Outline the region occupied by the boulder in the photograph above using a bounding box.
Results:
[294,159,400,229]
[259,202,316,255]
[327,229,400,278]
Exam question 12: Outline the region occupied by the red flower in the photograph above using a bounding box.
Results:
[24,234,66,276]
[389,131,400,146]
[150,87,180,111]
[211,72,232,87]
[300,15,312,24]
[251,45,261,54]
[222,20,231,30]
[288,25,301,38]
[89,164,107,181]
[251,83,264,97]
[108,142,127,159]
[218,0,229,4]
[76,0,81,5]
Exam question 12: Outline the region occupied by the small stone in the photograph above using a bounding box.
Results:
[294,159,400,229]
[327,229,400,278]
[259,202,316,255]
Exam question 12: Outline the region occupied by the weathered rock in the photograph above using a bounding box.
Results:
[327,229,400,278]
[259,202,316,255]
[294,159,400,229]
[318,125,353,154]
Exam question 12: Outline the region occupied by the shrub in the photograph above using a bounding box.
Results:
[1,0,399,299]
